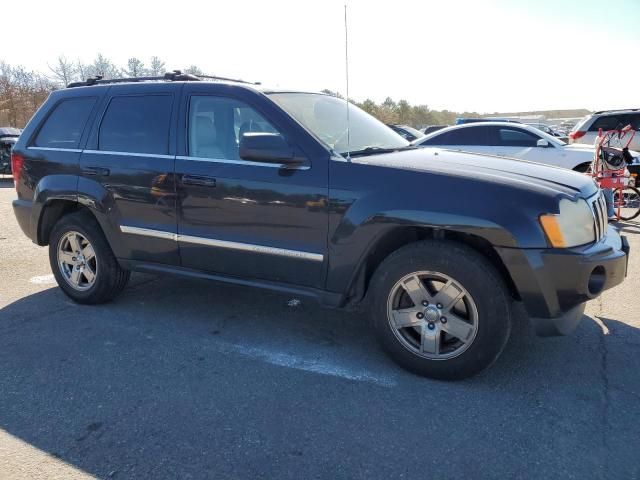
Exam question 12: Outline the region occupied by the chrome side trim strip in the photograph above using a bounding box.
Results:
[28,146,83,153]
[120,225,177,241]
[119,225,323,262]
[83,150,174,159]
[176,155,310,170]
[177,234,323,261]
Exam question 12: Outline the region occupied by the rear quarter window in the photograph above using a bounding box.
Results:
[589,114,633,132]
[34,97,96,149]
[98,95,173,155]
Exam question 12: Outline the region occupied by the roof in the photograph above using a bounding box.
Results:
[66,71,262,89]
[592,109,640,115]
[416,121,564,146]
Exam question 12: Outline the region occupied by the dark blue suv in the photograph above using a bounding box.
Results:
[10,73,629,379]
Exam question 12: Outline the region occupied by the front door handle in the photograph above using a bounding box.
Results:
[182,174,216,187]
[82,166,110,176]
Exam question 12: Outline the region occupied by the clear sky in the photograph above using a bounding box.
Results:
[3,0,639,113]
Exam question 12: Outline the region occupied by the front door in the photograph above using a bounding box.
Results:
[175,86,328,288]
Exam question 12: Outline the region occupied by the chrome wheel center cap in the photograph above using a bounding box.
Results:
[424,306,440,323]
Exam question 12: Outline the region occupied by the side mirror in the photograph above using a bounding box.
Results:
[239,132,302,166]
[536,139,550,148]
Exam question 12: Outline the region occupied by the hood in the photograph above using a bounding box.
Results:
[352,147,598,199]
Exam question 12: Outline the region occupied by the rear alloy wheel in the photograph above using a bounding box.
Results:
[370,240,512,380]
[57,231,98,291]
[49,210,130,304]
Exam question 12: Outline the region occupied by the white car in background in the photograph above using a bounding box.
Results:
[412,121,639,172]
[569,109,640,152]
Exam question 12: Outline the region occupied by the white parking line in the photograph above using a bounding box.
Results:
[218,342,397,387]
[29,274,55,285]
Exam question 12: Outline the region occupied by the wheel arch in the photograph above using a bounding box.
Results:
[342,226,520,307]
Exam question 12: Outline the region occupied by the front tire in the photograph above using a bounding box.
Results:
[48,210,130,304]
[613,186,640,221]
[369,240,511,380]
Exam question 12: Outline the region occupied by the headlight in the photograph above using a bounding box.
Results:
[539,198,595,248]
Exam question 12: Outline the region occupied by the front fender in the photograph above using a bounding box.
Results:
[326,160,555,295]
[326,206,517,295]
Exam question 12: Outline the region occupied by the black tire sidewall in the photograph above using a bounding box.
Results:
[370,240,511,380]
[48,211,127,304]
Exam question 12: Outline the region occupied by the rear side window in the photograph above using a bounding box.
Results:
[589,114,633,131]
[422,127,490,146]
[34,97,96,149]
[99,95,173,154]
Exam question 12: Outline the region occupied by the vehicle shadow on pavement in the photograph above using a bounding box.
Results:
[615,219,640,235]
[0,177,14,188]
[0,276,639,478]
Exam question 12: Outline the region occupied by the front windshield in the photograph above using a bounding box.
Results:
[268,93,410,155]
[533,126,567,146]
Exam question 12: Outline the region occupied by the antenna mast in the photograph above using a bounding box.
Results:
[344,3,351,161]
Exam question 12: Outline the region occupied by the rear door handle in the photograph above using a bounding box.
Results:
[82,166,110,176]
[182,174,216,187]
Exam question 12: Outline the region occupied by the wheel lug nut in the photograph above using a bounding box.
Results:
[436,303,443,309]
[416,312,424,319]
[440,317,447,324]
[421,300,429,307]
[427,323,435,330]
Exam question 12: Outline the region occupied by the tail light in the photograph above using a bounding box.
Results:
[11,152,24,191]
[569,131,586,141]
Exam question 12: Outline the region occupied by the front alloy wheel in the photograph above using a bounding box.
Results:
[387,271,479,360]
[369,240,512,380]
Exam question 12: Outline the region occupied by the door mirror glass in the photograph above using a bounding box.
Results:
[239,132,301,165]
[536,138,550,148]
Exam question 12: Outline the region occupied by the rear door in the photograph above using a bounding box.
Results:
[80,84,180,265]
[174,84,329,288]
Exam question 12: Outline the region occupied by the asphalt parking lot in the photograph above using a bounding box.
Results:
[1,178,639,479]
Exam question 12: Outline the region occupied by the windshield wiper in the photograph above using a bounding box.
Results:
[346,145,417,157]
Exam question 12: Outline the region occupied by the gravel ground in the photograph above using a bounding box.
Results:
[1,179,639,479]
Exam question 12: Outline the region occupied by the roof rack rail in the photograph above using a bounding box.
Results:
[593,108,639,115]
[197,74,261,85]
[66,70,201,88]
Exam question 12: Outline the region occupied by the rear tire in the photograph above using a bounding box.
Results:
[369,240,511,380]
[48,210,130,304]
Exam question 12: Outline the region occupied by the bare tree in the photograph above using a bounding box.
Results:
[48,56,77,86]
[0,62,54,127]
[125,57,147,77]
[76,59,89,81]
[149,56,166,76]
[88,54,121,79]
[184,65,204,76]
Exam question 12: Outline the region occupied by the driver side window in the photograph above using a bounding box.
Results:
[494,128,540,147]
[188,96,279,160]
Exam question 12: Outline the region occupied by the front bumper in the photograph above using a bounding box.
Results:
[496,225,629,336]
